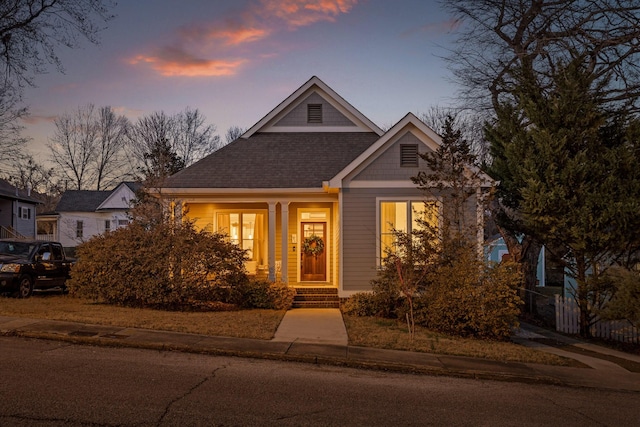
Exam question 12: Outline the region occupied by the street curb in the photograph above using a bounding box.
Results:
[0,329,585,390]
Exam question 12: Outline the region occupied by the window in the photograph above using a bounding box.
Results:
[379,200,438,260]
[400,144,419,167]
[217,212,264,262]
[76,221,84,239]
[18,206,31,220]
[105,220,111,232]
[307,104,323,123]
[51,244,63,261]
[117,219,129,227]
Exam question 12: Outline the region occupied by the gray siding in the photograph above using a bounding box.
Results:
[274,93,357,127]
[341,187,480,292]
[342,187,425,292]
[351,131,433,181]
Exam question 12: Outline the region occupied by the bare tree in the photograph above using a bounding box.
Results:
[95,106,132,190]
[419,106,490,166]
[0,0,115,95]
[48,105,98,190]
[129,108,220,181]
[172,107,221,166]
[48,104,132,190]
[0,92,27,170]
[225,125,245,144]
[443,0,640,113]
[4,154,63,212]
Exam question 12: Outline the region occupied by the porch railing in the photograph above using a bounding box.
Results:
[0,226,27,239]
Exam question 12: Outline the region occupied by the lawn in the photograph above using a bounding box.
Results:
[0,294,284,340]
[0,294,572,366]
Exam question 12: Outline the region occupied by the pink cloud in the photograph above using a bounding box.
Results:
[131,0,360,77]
[129,47,247,77]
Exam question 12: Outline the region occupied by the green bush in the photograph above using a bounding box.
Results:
[68,221,248,310]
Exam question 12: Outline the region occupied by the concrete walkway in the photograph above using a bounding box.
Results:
[272,308,348,345]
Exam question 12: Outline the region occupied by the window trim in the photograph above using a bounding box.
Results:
[376,198,441,265]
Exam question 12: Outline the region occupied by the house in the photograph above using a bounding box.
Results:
[37,182,140,252]
[160,76,490,297]
[0,179,40,239]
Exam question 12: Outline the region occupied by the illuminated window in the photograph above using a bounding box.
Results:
[217,212,264,262]
[379,200,438,260]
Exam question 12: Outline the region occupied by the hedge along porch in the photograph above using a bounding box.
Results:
[182,198,340,287]
[159,76,490,297]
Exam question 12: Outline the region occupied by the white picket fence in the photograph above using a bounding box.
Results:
[555,295,639,344]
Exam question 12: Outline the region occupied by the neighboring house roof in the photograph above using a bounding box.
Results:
[55,190,111,212]
[0,179,40,204]
[55,182,143,212]
[163,132,380,189]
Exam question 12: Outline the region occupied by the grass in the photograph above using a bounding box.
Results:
[0,294,284,340]
[0,293,574,366]
[343,315,576,366]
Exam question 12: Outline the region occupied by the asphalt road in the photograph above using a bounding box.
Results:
[1,336,638,426]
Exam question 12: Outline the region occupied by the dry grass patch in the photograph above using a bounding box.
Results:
[0,295,284,340]
[343,315,575,366]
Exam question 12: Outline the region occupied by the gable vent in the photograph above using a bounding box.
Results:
[307,104,323,123]
[400,144,419,167]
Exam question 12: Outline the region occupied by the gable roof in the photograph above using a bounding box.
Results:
[55,190,111,212]
[328,113,494,188]
[0,179,40,204]
[163,132,379,189]
[55,182,142,212]
[96,182,142,211]
[243,76,384,137]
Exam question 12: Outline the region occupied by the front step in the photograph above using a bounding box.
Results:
[292,287,339,308]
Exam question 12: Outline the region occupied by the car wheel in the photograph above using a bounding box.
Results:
[15,276,33,298]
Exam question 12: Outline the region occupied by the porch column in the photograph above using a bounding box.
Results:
[280,201,289,283]
[268,201,277,282]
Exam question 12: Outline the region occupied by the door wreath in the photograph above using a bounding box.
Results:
[302,235,324,257]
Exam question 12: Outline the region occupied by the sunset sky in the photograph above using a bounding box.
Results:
[21,0,459,161]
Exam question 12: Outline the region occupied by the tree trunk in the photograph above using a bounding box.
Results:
[497,227,542,315]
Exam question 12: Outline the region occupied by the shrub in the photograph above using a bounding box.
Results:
[229,279,295,310]
[68,220,248,310]
[341,292,378,317]
[422,248,523,340]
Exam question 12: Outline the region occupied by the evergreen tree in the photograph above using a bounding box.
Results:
[486,59,640,336]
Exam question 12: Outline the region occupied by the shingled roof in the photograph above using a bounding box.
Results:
[55,190,111,212]
[0,179,40,204]
[163,132,380,189]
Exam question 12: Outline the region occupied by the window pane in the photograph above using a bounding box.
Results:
[242,213,256,259]
[380,202,407,258]
[411,201,438,232]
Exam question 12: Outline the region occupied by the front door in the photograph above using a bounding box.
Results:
[301,222,326,282]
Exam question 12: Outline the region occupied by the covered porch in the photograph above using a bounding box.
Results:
[183,194,340,289]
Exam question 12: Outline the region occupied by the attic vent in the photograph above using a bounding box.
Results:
[307,104,323,123]
[400,144,419,167]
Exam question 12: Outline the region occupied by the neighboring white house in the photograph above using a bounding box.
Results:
[37,182,140,251]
